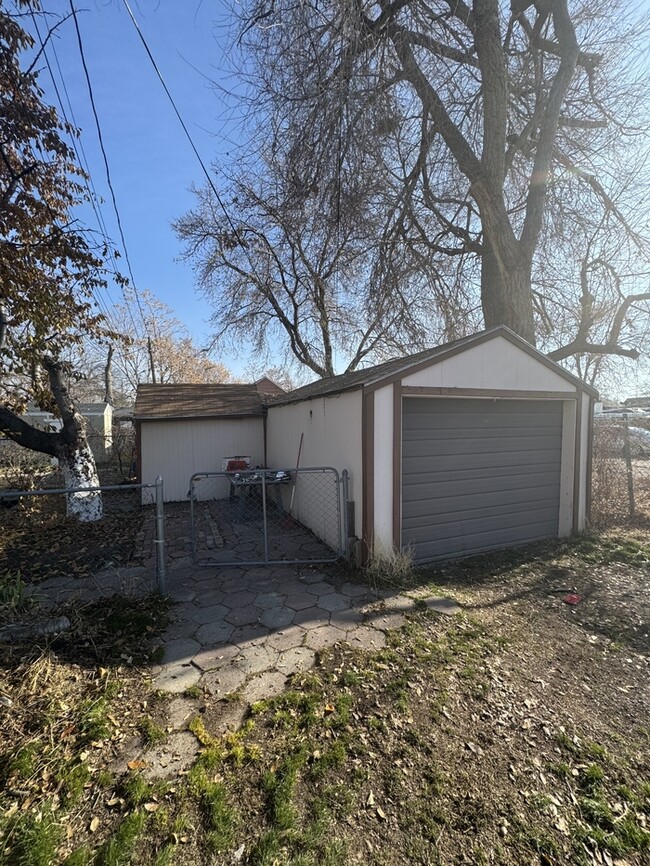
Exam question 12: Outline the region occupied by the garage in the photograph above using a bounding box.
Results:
[401,397,563,561]
[267,326,597,564]
[135,380,283,502]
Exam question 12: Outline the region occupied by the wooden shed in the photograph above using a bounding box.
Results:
[134,382,275,502]
[266,327,597,563]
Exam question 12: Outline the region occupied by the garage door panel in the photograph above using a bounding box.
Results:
[403,449,561,475]
[402,434,562,458]
[401,398,563,562]
[403,467,559,500]
[403,503,559,542]
[403,483,560,519]
[411,523,558,563]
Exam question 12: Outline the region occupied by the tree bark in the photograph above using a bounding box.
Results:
[0,358,103,521]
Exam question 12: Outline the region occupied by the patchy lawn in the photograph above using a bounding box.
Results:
[0,531,648,866]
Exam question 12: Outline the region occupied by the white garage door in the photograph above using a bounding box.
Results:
[402,398,563,562]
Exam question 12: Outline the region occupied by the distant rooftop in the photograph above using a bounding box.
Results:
[134,383,273,420]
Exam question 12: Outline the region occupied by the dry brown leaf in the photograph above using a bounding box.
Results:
[127,759,147,770]
[89,817,100,833]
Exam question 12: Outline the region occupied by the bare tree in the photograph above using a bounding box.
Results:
[75,288,231,404]
[178,0,650,376]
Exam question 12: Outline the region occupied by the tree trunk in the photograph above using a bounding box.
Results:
[480,238,536,345]
[0,357,103,522]
[54,437,103,521]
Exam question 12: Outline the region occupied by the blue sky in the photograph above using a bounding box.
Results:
[29,0,245,371]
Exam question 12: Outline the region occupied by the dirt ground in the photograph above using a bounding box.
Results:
[0,530,648,866]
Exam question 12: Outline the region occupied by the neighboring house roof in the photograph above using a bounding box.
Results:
[255,377,286,396]
[134,383,268,420]
[270,326,598,405]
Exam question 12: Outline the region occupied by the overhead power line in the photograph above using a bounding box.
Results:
[120,0,252,258]
[67,0,150,336]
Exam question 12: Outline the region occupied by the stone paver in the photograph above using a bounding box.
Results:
[240,671,287,704]
[143,731,199,780]
[367,611,406,632]
[266,626,307,652]
[192,603,230,625]
[234,645,279,675]
[162,638,201,665]
[225,605,262,626]
[318,592,350,613]
[259,606,295,629]
[195,621,234,645]
[277,646,316,676]
[202,664,247,697]
[192,643,241,671]
[153,663,201,694]
[305,624,347,651]
[255,592,287,610]
[347,625,387,650]
[166,697,198,729]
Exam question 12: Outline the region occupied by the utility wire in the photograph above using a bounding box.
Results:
[29,9,120,330]
[68,0,150,336]
[120,0,253,262]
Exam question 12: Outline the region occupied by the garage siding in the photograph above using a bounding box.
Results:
[402,398,563,562]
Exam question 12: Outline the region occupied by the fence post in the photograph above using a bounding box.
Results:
[154,475,167,594]
[261,472,269,563]
[623,421,636,518]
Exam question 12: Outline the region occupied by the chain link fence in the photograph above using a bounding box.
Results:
[0,475,165,592]
[189,467,344,566]
[591,418,650,526]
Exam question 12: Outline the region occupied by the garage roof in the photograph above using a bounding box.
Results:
[134,383,268,420]
[271,326,598,405]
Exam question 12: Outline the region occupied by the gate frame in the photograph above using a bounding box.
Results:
[188,466,345,567]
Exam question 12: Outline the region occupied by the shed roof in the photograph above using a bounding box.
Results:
[134,383,268,420]
[270,326,598,405]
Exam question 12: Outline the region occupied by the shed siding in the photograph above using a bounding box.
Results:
[140,417,265,502]
[402,336,576,393]
[266,391,362,550]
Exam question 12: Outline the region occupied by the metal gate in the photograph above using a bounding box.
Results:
[188,467,346,566]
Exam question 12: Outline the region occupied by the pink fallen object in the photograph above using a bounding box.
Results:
[562,593,582,605]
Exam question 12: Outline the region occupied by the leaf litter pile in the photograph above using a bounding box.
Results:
[0,488,148,582]
[0,531,648,865]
